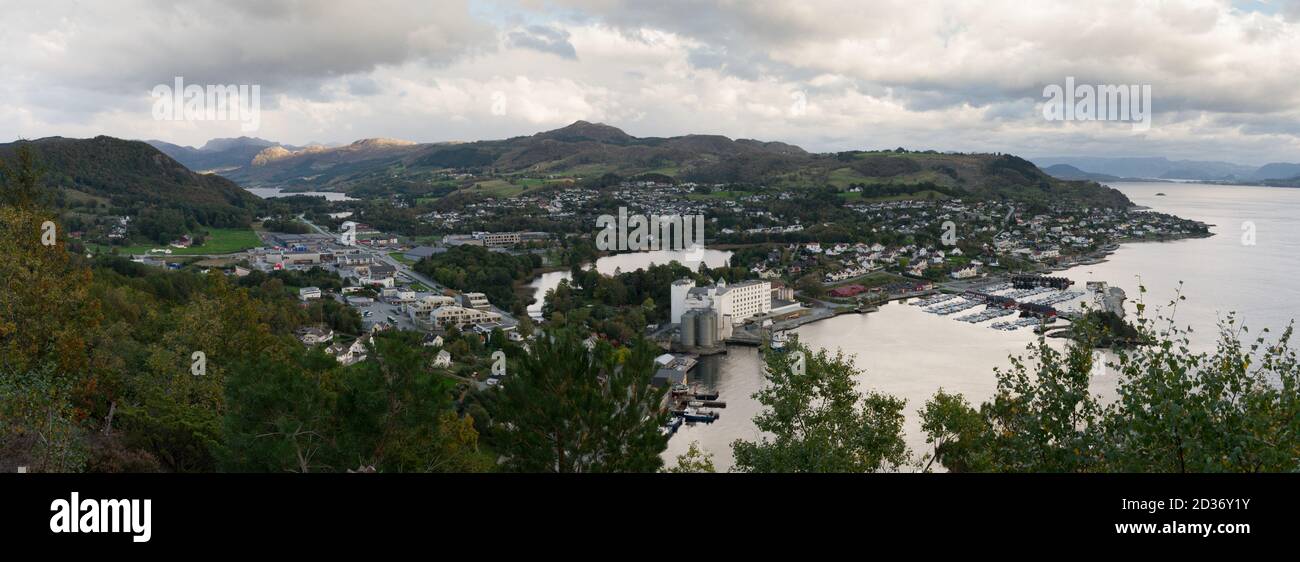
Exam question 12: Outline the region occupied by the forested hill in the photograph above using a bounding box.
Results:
[0,136,260,228]
[207,121,1133,209]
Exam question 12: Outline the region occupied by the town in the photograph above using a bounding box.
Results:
[94,176,1208,423]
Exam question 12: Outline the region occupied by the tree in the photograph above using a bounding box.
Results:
[973,334,1107,472]
[665,441,716,473]
[921,296,1300,473]
[0,144,46,208]
[0,146,100,472]
[917,389,990,472]
[491,329,668,472]
[334,332,464,472]
[1104,311,1300,472]
[732,342,910,472]
[219,350,340,473]
[795,273,825,299]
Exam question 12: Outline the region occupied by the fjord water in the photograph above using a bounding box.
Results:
[663,182,1300,471]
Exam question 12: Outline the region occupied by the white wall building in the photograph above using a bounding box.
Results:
[671,278,771,325]
[459,292,491,310]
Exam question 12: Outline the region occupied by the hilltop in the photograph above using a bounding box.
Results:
[145,136,317,173]
[0,136,261,242]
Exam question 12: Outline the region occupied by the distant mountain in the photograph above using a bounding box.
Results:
[213,120,1129,208]
[1031,156,1257,181]
[1,136,260,228]
[1041,164,1123,182]
[146,136,311,173]
[1251,162,1300,181]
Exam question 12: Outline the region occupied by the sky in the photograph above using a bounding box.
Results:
[3,0,1300,165]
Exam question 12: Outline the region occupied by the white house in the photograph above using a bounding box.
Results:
[295,326,334,346]
[950,265,980,279]
[327,334,370,366]
[432,350,452,368]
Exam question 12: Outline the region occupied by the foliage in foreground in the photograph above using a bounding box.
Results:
[490,330,668,473]
[921,297,1300,473]
[731,343,910,473]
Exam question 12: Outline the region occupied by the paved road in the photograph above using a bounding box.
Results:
[300,215,517,327]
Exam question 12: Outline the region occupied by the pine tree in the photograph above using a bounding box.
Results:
[491,329,667,472]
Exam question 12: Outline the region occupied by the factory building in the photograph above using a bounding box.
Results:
[670,278,771,326]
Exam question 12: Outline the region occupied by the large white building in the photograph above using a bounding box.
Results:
[407,295,502,331]
[670,278,771,326]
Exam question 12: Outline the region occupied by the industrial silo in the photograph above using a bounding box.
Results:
[697,310,717,348]
[680,310,697,349]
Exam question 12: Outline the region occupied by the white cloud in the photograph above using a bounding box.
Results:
[2,0,1300,164]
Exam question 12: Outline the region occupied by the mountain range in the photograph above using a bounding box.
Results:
[139,121,1130,208]
[1032,156,1300,182]
[144,137,324,173]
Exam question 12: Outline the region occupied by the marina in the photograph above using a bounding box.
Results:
[956,307,1017,323]
[990,316,1055,331]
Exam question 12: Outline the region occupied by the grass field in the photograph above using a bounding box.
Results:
[116,227,262,255]
[827,270,907,289]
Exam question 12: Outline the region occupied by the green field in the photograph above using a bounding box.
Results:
[115,227,262,255]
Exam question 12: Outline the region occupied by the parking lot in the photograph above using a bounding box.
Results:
[354,299,419,332]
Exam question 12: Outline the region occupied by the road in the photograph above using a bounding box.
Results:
[299,215,517,327]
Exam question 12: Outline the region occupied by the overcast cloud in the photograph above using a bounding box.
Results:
[2,0,1300,164]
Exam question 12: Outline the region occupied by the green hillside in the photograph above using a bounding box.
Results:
[214,121,1133,209]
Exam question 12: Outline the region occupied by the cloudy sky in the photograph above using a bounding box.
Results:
[3,0,1300,164]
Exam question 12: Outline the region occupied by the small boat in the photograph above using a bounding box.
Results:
[693,390,720,401]
[681,408,720,423]
[661,416,684,435]
[770,330,789,351]
[670,383,689,395]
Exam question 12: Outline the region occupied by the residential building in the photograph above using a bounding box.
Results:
[433,350,452,368]
[295,325,334,345]
[459,292,491,310]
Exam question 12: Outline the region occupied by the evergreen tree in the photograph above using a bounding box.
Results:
[491,329,667,472]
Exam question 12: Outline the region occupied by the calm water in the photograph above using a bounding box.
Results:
[244,187,356,201]
[525,248,734,319]
[663,182,1300,471]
